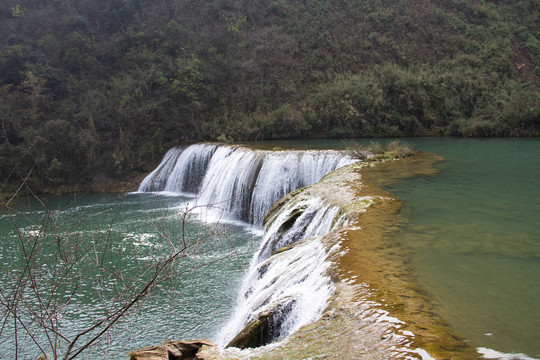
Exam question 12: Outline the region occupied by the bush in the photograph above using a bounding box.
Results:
[346,140,415,161]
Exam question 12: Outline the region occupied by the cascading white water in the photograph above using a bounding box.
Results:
[249,151,350,225]
[215,196,347,346]
[195,146,262,222]
[138,144,354,225]
[255,196,342,262]
[138,143,218,195]
[139,143,358,348]
[138,147,182,192]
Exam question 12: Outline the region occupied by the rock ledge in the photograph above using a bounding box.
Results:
[129,339,219,360]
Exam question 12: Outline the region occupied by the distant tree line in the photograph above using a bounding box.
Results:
[0,0,538,192]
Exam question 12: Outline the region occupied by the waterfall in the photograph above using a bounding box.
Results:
[138,143,354,225]
[139,143,359,348]
[138,143,218,195]
[137,145,440,358]
[216,195,348,346]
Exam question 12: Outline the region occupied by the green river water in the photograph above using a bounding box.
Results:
[0,193,260,358]
[1,138,539,359]
[382,138,540,359]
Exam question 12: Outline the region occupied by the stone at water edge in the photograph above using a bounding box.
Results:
[226,299,298,349]
[226,312,272,349]
[129,345,171,360]
[195,344,225,360]
[129,339,218,360]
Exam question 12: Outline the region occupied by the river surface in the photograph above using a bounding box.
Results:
[1,138,539,359]
[380,138,540,360]
[0,193,260,359]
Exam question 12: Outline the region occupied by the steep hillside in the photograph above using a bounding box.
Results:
[0,0,538,190]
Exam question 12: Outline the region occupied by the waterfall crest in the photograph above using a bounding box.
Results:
[138,144,218,195]
[138,143,354,225]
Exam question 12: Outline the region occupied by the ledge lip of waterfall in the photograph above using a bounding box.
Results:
[135,143,447,359]
[137,142,356,226]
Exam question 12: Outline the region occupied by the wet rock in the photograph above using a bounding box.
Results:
[128,345,170,360]
[129,339,218,360]
[226,312,272,349]
[195,344,224,360]
[226,300,297,349]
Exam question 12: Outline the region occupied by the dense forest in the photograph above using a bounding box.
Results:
[0,0,539,191]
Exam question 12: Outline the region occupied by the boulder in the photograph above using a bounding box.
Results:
[226,312,271,349]
[129,339,217,360]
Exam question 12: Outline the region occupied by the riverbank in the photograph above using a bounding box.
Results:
[1,169,150,204]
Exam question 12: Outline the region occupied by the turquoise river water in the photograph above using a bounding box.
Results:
[0,193,260,359]
[382,138,540,360]
[0,138,538,359]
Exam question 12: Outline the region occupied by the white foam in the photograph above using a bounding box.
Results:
[215,235,336,346]
[139,144,355,226]
[478,347,540,360]
[412,348,437,360]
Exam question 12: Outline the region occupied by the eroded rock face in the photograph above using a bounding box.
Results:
[129,339,218,360]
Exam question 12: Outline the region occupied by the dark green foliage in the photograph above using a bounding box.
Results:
[0,0,538,191]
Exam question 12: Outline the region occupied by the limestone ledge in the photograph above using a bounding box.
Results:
[131,154,480,360]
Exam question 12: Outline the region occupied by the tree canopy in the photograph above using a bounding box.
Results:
[0,0,539,191]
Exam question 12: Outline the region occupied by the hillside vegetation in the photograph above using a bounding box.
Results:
[0,0,539,191]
